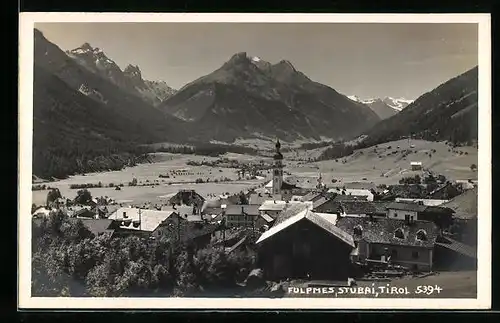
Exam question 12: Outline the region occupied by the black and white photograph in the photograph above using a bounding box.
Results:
[18,13,491,309]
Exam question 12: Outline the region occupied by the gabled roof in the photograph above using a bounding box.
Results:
[435,236,476,258]
[281,181,299,190]
[259,200,288,211]
[256,208,355,248]
[386,202,428,213]
[336,217,438,248]
[108,207,177,232]
[69,218,114,236]
[441,187,478,220]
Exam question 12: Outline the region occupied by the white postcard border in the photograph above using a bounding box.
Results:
[18,12,491,310]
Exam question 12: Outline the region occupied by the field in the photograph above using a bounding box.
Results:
[284,270,477,298]
[32,153,269,206]
[286,139,478,187]
[32,140,478,206]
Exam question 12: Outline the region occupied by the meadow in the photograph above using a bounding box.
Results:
[32,140,478,206]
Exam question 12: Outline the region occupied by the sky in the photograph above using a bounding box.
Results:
[35,22,478,100]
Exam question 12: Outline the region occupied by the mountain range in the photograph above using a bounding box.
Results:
[66,43,176,106]
[359,66,478,147]
[32,29,478,178]
[33,29,188,178]
[347,96,413,119]
[159,52,381,142]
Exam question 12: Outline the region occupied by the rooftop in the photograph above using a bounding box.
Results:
[386,202,428,213]
[336,216,438,248]
[441,187,478,220]
[225,204,261,216]
[256,208,355,248]
[108,207,177,232]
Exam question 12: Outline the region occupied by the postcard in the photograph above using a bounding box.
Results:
[18,12,491,310]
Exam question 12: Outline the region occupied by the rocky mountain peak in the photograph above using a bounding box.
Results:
[124,64,143,80]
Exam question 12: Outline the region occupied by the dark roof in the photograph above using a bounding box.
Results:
[372,201,392,214]
[423,205,455,214]
[69,218,114,236]
[281,181,299,190]
[386,202,428,213]
[301,191,323,202]
[332,194,368,202]
[441,188,478,220]
[319,201,377,215]
[312,196,332,210]
[435,236,476,258]
[336,217,438,248]
[224,204,260,216]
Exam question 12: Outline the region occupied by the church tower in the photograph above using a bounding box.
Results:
[272,138,284,198]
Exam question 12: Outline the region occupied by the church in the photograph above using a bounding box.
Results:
[268,139,324,201]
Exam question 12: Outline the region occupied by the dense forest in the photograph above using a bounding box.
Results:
[153,143,259,157]
[315,142,355,161]
[32,213,257,297]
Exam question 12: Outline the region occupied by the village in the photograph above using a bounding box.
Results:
[31,139,478,297]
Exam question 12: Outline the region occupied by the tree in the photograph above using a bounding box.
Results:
[74,189,93,205]
[46,188,62,207]
[238,191,249,205]
[470,164,477,171]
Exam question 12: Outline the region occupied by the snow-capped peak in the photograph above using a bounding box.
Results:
[251,56,261,62]
[347,94,413,110]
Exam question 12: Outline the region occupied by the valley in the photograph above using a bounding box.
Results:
[32,139,478,207]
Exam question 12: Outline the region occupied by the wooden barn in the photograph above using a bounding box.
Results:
[255,204,356,281]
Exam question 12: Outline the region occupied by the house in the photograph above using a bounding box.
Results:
[396,198,449,206]
[224,205,261,228]
[74,208,98,219]
[313,200,376,217]
[258,200,287,218]
[441,188,478,246]
[386,202,428,221]
[332,194,368,202]
[327,188,374,201]
[386,202,455,230]
[433,236,477,270]
[258,200,313,219]
[428,182,463,199]
[168,189,205,214]
[108,207,179,238]
[336,216,439,272]
[410,161,422,171]
[68,218,115,237]
[32,206,52,218]
[256,203,356,281]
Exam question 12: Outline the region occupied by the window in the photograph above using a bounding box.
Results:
[412,251,419,259]
[416,229,427,241]
[394,228,405,239]
[123,211,127,218]
[393,212,398,218]
[353,225,363,236]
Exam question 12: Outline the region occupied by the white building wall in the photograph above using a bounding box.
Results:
[387,209,418,221]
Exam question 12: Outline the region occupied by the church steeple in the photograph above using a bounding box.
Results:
[272,138,284,198]
[274,138,283,160]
